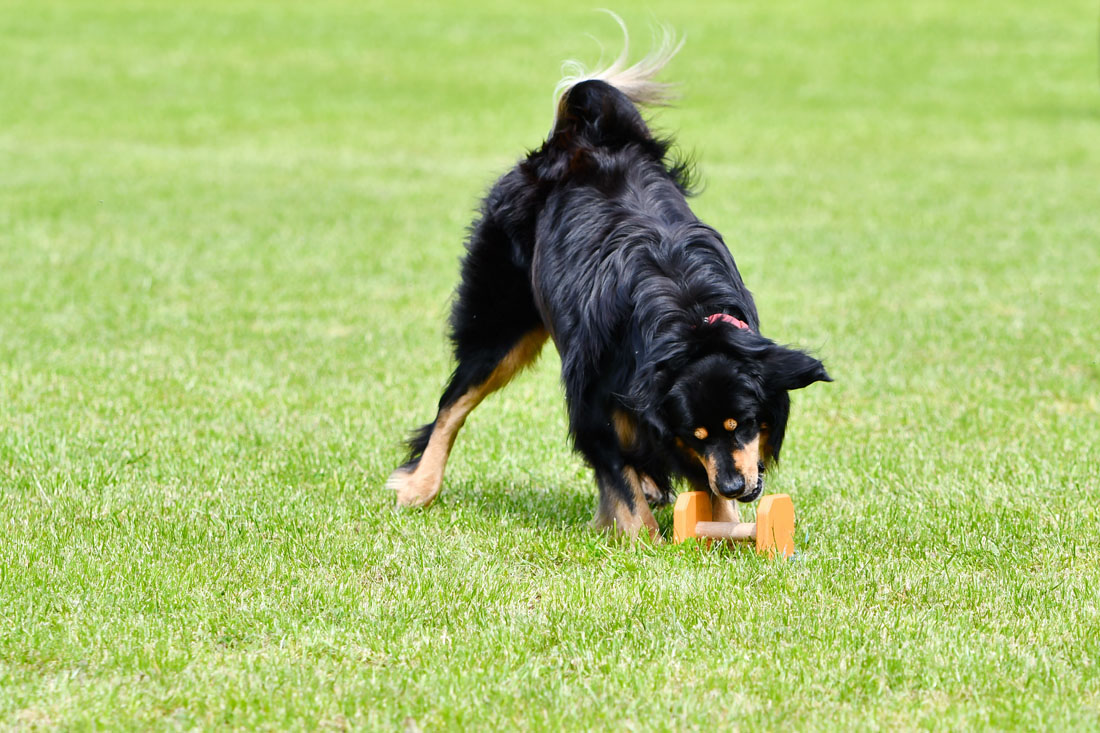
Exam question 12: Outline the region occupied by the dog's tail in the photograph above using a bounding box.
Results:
[552,12,683,132]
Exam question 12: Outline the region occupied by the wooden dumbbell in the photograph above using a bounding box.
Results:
[672,492,795,559]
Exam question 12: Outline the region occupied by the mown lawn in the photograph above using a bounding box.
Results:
[2,0,1099,729]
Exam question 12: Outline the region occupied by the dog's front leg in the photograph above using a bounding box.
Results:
[710,494,742,524]
[590,465,661,542]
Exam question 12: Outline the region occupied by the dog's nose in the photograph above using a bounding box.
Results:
[715,475,746,499]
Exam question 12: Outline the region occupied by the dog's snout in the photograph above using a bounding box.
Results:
[705,450,765,501]
[714,469,765,502]
[739,473,764,503]
[715,474,746,499]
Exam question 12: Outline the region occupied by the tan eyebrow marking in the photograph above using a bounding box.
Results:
[693,427,708,440]
[724,418,737,432]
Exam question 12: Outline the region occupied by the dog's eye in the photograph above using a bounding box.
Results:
[693,427,708,440]
[724,418,737,432]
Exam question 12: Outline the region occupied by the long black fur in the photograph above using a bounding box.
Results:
[400,77,830,516]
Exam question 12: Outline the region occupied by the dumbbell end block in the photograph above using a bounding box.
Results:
[755,493,795,559]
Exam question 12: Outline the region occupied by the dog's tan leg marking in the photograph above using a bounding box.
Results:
[591,466,660,541]
[636,471,665,505]
[611,411,663,504]
[389,328,548,508]
[612,409,637,451]
[711,495,742,524]
[731,434,762,493]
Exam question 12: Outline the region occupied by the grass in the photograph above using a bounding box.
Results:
[2,0,1099,728]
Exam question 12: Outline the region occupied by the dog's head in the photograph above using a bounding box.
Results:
[661,336,830,501]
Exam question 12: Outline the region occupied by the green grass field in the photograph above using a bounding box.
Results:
[3,0,1099,729]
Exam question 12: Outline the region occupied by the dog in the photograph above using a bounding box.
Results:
[387,28,831,538]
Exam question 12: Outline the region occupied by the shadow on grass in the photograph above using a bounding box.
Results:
[434,478,682,542]
[445,478,594,529]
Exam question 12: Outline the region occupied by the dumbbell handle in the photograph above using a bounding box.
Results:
[693,521,756,541]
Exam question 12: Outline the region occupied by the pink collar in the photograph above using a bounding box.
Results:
[704,313,752,331]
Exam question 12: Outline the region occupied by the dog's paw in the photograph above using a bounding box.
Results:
[589,513,664,544]
[386,465,441,508]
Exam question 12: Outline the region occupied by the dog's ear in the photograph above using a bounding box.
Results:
[759,347,829,463]
[765,344,831,392]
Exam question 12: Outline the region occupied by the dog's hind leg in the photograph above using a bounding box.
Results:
[388,326,547,508]
[388,205,545,508]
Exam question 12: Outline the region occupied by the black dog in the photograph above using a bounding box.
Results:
[388,35,830,537]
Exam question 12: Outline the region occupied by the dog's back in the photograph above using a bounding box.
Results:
[526,73,759,432]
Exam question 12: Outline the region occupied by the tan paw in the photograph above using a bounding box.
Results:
[386,465,442,508]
